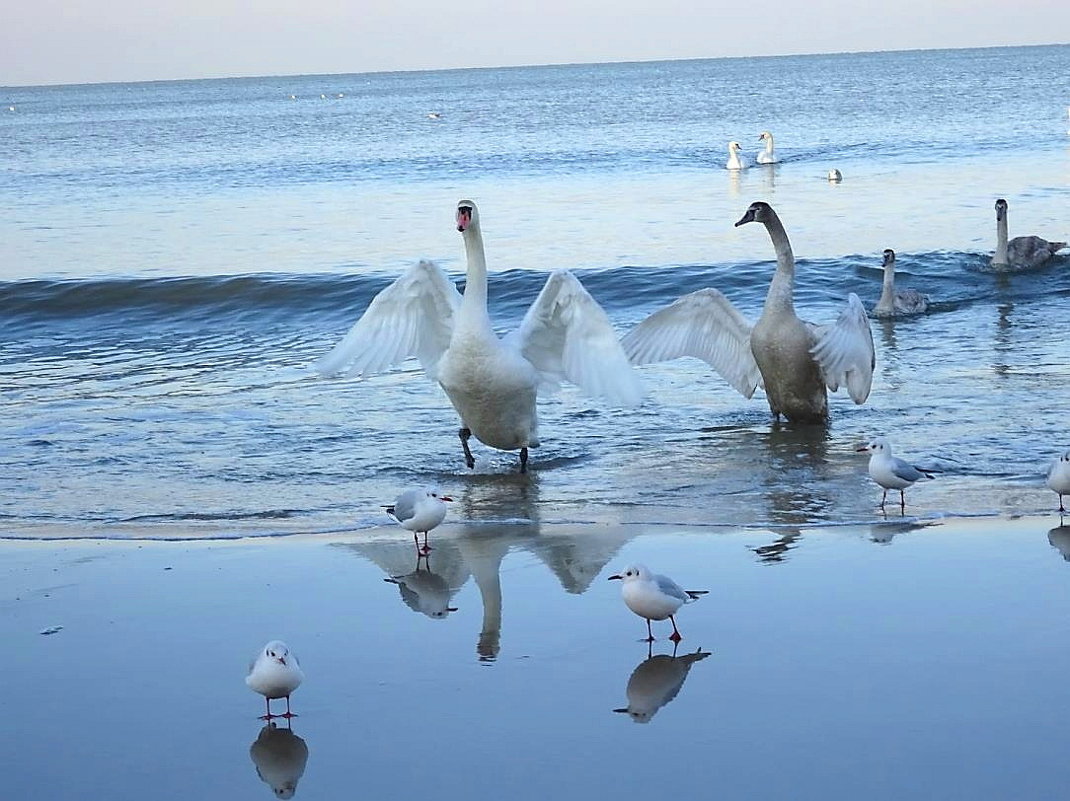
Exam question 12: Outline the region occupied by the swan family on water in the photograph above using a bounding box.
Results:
[318,194,1066,492]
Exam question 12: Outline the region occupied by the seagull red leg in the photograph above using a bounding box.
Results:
[669,615,682,643]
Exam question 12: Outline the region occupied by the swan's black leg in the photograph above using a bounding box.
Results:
[459,427,475,469]
[519,447,529,473]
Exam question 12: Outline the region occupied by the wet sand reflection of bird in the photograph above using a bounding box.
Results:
[614,645,711,724]
[249,722,309,799]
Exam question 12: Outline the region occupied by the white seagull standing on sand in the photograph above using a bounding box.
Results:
[1047,451,1070,513]
[623,201,874,423]
[246,640,304,720]
[384,487,453,554]
[857,437,935,512]
[609,564,707,643]
[316,199,643,473]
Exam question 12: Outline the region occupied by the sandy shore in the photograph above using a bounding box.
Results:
[7,515,1070,800]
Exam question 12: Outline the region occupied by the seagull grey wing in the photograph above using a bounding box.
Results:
[890,457,929,482]
[621,288,759,398]
[390,490,420,523]
[315,260,462,379]
[510,270,643,406]
[810,293,875,403]
[653,573,690,603]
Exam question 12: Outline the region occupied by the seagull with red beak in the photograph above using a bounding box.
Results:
[246,640,304,720]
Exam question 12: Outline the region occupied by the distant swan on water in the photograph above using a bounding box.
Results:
[827,168,842,182]
[725,141,747,170]
[316,200,643,472]
[756,131,778,164]
[991,198,1067,271]
[872,249,929,318]
[623,202,875,423]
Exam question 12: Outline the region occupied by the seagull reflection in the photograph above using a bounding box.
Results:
[249,722,309,799]
[340,537,470,619]
[1048,525,1070,561]
[614,644,711,724]
[749,528,802,563]
[385,559,460,619]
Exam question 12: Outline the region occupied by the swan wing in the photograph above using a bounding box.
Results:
[810,293,875,404]
[621,288,759,399]
[510,270,643,406]
[315,260,462,380]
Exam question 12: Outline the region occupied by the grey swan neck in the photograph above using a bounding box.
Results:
[762,212,797,314]
[994,213,1009,265]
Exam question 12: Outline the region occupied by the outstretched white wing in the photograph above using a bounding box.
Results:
[809,293,875,404]
[621,288,760,399]
[315,260,462,380]
[508,270,643,406]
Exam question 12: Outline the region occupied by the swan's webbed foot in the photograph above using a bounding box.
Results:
[519,447,529,473]
[459,427,475,469]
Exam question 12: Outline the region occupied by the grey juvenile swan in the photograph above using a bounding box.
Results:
[317,200,642,472]
[872,249,929,317]
[623,201,875,423]
[991,198,1067,270]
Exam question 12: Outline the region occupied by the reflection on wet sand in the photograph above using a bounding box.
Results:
[614,644,711,724]
[343,475,653,660]
[750,528,802,563]
[249,722,309,799]
[1047,525,1070,561]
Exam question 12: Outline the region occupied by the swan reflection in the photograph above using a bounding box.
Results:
[614,644,711,724]
[249,722,309,799]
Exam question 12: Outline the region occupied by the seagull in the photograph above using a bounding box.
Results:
[246,640,304,720]
[1047,450,1070,513]
[857,437,935,512]
[613,646,711,723]
[828,168,842,182]
[385,488,453,554]
[609,564,707,643]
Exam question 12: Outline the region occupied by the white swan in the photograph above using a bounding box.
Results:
[991,198,1067,270]
[623,201,874,423]
[316,200,642,472]
[725,141,747,170]
[872,249,929,318]
[756,131,778,164]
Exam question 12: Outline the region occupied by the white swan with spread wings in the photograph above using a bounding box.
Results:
[623,201,874,423]
[317,200,642,471]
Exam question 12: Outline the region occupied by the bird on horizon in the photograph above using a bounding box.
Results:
[609,564,707,643]
[246,640,304,721]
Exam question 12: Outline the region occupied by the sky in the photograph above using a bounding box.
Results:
[4,0,1069,86]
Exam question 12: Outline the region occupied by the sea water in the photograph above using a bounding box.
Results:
[2,45,1069,538]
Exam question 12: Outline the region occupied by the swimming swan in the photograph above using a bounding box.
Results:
[991,198,1067,270]
[725,141,747,170]
[623,201,874,423]
[872,249,929,317]
[756,131,778,164]
[316,200,643,472]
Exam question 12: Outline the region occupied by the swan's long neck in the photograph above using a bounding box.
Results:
[994,212,1009,264]
[876,261,896,311]
[762,213,796,313]
[459,223,490,327]
[763,136,775,156]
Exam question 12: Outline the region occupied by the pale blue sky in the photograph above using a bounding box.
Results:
[5,0,1068,86]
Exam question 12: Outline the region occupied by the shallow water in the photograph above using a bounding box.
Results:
[1,46,1069,538]
[6,518,1070,799]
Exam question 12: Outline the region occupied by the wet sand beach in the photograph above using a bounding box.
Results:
[6,515,1070,799]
